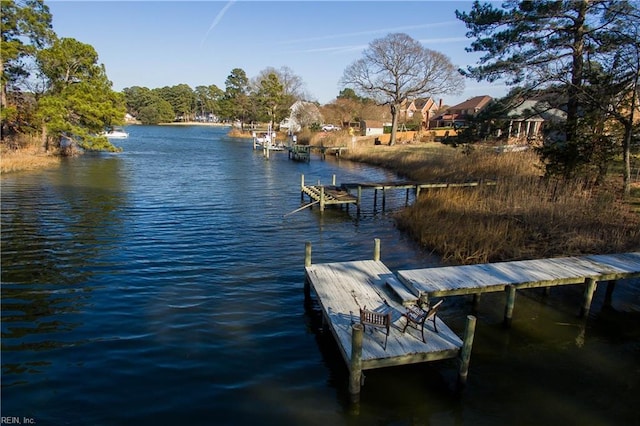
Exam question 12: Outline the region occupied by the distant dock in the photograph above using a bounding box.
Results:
[299,174,496,212]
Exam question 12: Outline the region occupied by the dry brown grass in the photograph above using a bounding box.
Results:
[1,135,61,174]
[343,144,640,264]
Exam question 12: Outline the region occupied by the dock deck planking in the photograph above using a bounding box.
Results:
[398,252,640,299]
[305,260,463,370]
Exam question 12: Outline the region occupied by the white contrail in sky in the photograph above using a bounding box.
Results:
[200,0,236,47]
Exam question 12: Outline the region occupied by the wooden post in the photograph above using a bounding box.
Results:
[603,280,616,308]
[382,187,386,210]
[320,186,325,212]
[357,186,362,214]
[580,277,597,318]
[305,241,312,267]
[304,242,312,305]
[349,323,364,400]
[373,238,380,261]
[457,315,477,389]
[472,293,481,310]
[300,174,305,202]
[503,285,516,328]
[332,174,336,186]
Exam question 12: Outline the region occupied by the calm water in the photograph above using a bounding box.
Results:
[2,125,639,426]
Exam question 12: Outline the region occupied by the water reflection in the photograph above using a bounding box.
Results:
[1,155,128,386]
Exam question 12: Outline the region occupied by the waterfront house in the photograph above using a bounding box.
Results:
[280,101,323,132]
[499,100,567,143]
[430,95,493,128]
[405,98,442,129]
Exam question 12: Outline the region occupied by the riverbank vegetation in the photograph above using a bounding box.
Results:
[343,144,640,264]
[1,135,60,173]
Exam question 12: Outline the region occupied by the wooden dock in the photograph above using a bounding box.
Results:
[288,145,311,162]
[397,252,640,324]
[300,175,358,211]
[304,240,476,399]
[304,238,640,398]
[299,175,496,213]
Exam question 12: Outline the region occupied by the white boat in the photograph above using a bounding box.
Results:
[103,127,129,139]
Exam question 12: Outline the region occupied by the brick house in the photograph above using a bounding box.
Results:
[430,95,493,128]
[401,98,443,129]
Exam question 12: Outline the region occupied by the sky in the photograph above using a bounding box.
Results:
[46,1,509,106]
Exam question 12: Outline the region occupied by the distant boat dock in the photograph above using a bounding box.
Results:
[304,239,640,399]
[299,174,496,212]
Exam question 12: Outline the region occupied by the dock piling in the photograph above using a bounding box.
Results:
[603,279,616,307]
[580,277,597,318]
[503,285,516,328]
[373,238,380,261]
[457,315,477,388]
[349,323,364,401]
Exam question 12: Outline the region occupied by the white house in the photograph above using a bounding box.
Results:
[280,101,323,132]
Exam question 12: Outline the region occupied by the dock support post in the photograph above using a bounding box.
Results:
[332,174,336,186]
[603,280,616,308]
[472,293,481,310]
[357,186,362,215]
[300,174,305,202]
[349,323,364,401]
[373,238,380,261]
[580,277,597,318]
[382,187,386,210]
[457,315,477,389]
[305,241,312,267]
[304,242,312,304]
[504,285,516,328]
[320,186,325,212]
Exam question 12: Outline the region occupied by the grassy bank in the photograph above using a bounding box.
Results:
[1,135,61,174]
[343,143,640,265]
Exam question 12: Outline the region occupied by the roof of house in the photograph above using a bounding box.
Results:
[360,119,385,127]
[449,95,493,112]
[413,98,435,110]
[507,100,567,122]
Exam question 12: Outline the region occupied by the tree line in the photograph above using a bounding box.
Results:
[122,66,308,129]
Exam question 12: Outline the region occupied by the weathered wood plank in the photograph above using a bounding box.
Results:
[397,252,640,299]
[385,276,419,306]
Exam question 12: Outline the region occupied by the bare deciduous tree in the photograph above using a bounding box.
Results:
[341,33,464,145]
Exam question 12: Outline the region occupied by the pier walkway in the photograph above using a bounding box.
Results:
[299,174,495,212]
[397,252,640,322]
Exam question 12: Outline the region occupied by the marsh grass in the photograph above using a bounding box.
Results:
[344,144,640,264]
[1,135,60,174]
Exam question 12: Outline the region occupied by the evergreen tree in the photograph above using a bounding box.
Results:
[1,0,55,136]
[456,0,623,178]
[36,38,126,152]
[221,68,250,129]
